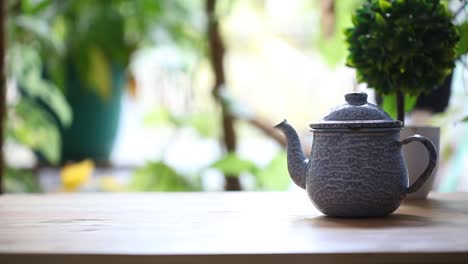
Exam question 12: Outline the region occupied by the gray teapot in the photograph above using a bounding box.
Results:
[275,92,437,217]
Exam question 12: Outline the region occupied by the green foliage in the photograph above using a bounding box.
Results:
[58,0,202,98]
[381,93,417,119]
[4,168,42,193]
[254,152,290,191]
[317,0,364,66]
[5,43,70,164]
[8,45,72,127]
[456,21,468,58]
[8,0,204,99]
[7,2,71,165]
[143,106,176,127]
[13,14,64,56]
[130,150,290,192]
[210,151,291,191]
[7,99,61,164]
[129,161,201,192]
[143,106,220,139]
[188,113,220,138]
[345,0,459,96]
[211,152,258,176]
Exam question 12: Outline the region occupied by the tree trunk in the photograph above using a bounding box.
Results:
[205,0,240,191]
[320,0,335,39]
[0,0,6,194]
[396,90,405,125]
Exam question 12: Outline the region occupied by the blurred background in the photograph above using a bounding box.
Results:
[4,0,468,193]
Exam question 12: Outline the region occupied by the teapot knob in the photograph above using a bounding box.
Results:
[345,92,368,106]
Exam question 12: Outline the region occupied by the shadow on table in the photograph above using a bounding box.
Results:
[297,214,436,229]
[405,198,468,215]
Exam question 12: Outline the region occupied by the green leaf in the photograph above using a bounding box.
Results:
[379,0,391,12]
[143,106,174,127]
[14,15,64,56]
[187,113,219,138]
[462,116,468,122]
[254,152,290,191]
[9,99,61,164]
[129,161,200,192]
[375,13,386,26]
[456,22,468,58]
[8,45,72,127]
[211,153,258,176]
[88,46,112,100]
[4,168,42,193]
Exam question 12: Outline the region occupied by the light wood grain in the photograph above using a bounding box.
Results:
[1,192,468,264]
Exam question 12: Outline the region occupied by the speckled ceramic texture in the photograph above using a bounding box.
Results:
[307,130,406,217]
[310,93,403,129]
[275,92,438,218]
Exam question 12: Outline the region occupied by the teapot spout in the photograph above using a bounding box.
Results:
[274,120,308,189]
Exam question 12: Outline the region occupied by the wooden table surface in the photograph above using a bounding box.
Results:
[1,192,468,264]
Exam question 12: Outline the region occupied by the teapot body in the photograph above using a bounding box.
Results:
[276,93,438,218]
[307,129,407,217]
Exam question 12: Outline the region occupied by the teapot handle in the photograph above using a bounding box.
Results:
[400,134,437,194]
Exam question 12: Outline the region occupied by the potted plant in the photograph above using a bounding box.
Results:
[345,0,459,198]
[17,0,196,163]
[412,2,468,115]
[53,1,133,163]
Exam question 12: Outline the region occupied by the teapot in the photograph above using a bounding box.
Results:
[275,92,437,217]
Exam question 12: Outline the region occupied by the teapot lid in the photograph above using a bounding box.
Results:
[310,92,403,130]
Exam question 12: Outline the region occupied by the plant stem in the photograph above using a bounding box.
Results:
[205,0,240,191]
[0,0,5,194]
[396,89,405,125]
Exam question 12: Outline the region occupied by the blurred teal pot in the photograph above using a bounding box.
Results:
[61,64,125,163]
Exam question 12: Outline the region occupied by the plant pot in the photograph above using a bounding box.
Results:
[413,72,452,114]
[401,126,440,199]
[61,64,125,163]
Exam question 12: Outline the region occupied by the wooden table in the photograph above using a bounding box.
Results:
[1,192,468,264]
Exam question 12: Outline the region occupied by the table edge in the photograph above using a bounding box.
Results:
[1,252,468,264]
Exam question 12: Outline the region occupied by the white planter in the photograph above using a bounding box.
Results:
[400,126,440,199]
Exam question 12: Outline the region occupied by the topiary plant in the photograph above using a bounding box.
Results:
[345,0,459,123]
